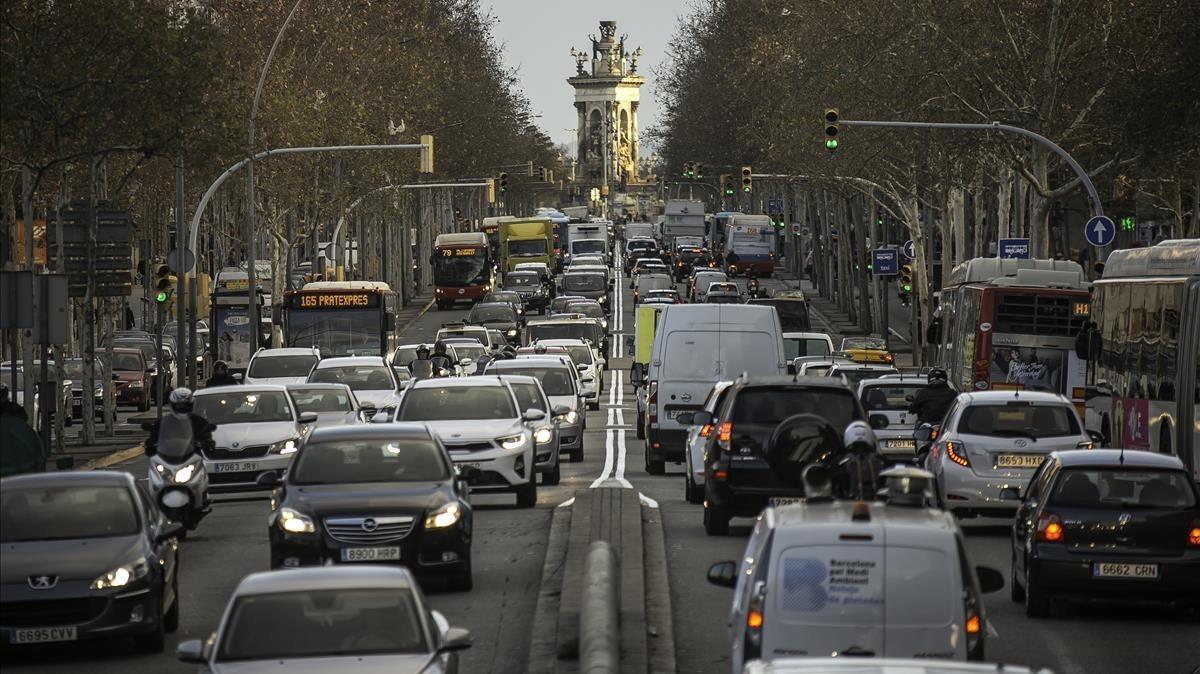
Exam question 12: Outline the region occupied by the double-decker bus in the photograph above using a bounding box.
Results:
[932,258,1091,412]
[433,232,494,310]
[1079,240,1199,481]
[281,281,397,358]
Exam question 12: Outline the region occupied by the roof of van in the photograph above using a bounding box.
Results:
[435,232,488,246]
[770,499,958,539]
[659,303,778,326]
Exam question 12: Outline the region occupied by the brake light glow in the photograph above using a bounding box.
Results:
[1188,522,1200,547]
[717,422,733,443]
[965,615,981,634]
[747,609,763,629]
[699,423,714,437]
[945,441,969,467]
[1037,513,1063,542]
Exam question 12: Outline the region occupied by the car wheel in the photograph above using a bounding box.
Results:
[134,615,165,653]
[703,498,730,536]
[569,444,583,462]
[543,461,561,486]
[1024,560,1050,618]
[448,557,473,592]
[588,400,600,411]
[636,411,645,439]
[516,480,538,508]
[646,457,665,476]
[1010,551,1025,602]
[163,570,180,633]
[685,474,703,504]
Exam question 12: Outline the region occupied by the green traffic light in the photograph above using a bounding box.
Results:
[825,138,839,150]
[743,186,751,193]
[902,283,912,292]
[155,291,169,303]
[1120,216,1135,231]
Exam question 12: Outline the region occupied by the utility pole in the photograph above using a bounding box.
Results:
[174,151,186,388]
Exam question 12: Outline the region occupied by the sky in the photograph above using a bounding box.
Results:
[486,0,693,156]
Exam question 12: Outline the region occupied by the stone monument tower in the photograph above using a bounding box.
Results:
[568,21,644,190]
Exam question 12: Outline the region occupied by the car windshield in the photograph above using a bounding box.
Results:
[1050,469,1197,509]
[784,338,831,359]
[566,303,604,319]
[391,347,424,367]
[1,485,139,542]
[803,364,833,376]
[450,344,486,361]
[861,384,926,411]
[196,390,294,423]
[249,354,317,379]
[627,240,656,251]
[111,353,144,371]
[398,385,516,421]
[289,387,354,413]
[291,439,449,484]
[843,337,886,350]
[558,345,593,365]
[958,403,1080,438]
[510,381,547,413]
[62,360,104,380]
[505,274,539,287]
[115,340,157,362]
[217,589,426,661]
[310,365,394,391]
[469,305,517,323]
[562,274,606,292]
[491,366,574,396]
[484,292,521,305]
[572,239,605,255]
[439,329,487,346]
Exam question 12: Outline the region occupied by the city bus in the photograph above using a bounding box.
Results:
[932,257,1091,413]
[724,214,776,277]
[210,267,269,374]
[433,232,495,310]
[281,281,398,358]
[710,211,739,251]
[1078,239,1199,481]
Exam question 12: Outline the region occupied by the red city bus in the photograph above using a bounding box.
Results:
[931,258,1091,414]
[433,232,495,309]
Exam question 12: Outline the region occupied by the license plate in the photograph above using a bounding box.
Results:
[341,546,401,562]
[454,461,482,470]
[1093,562,1158,579]
[885,439,915,449]
[213,461,259,473]
[9,626,78,644]
[769,497,803,507]
[996,454,1044,469]
[665,408,699,420]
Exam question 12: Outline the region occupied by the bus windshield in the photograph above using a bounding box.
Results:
[434,247,488,286]
[287,310,381,357]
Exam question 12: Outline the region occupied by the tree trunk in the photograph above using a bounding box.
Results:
[997,167,1013,240]
[948,185,966,267]
[973,186,986,258]
[1028,149,1052,258]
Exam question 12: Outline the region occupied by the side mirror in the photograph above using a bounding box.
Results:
[1087,430,1104,445]
[523,408,543,422]
[359,401,377,411]
[676,412,695,425]
[551,404,570,416]
[869,414,890,430]
[630,363,645,386]
[905,393,915,403]
[175,638,207,664]
[298,411,319,424]
[692,411,714,426]
[439,626,473,653]
[706,561,738,588]
[156,521,185,543]
[998,487,1021,501]
[232,372,243,382]
[975,565,1006,594]
[787,362,796,375]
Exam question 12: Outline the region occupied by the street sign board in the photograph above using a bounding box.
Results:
[167,247,196,275]
[45,204,134,297]
[766,198,784,215]
[871,248,899,275]
[901,239,915,260]
[0,270,33,329]
[34,275,68,345]
[998,238,1031,259]
[1084,215,1115,247]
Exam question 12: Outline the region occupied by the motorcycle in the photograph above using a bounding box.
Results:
[766,414,885,500]
[747,278,761,299]
[144,414,211,534]
[913,422,939,466]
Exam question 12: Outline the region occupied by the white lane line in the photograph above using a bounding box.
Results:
[615,408,624,427]
[614,425,631,488]
[590,428,617,488]
[639,493,659,508]
[607,406,615,426]
[612,370,623,406]
[557,497,576,508]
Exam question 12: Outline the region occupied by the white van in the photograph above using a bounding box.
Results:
[641,304,786,474]
[707,469,1005,672]
[634,273,674,303]
[693,269,728,302]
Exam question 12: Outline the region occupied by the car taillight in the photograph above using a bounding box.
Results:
[1036,512,1063,542]
[1188,521,1200,547]
[745,580,765,659]
[717,422,733,444]
[945,441,969,467]
[647,381,658,423]
[699,423,714,438]
[966,615,981,635]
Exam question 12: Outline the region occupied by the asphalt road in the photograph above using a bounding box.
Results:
[7,265,1198,673]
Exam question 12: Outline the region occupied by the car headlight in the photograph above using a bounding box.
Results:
[129,380,144,388]
[559,410,579,425]
[91,557,149,590]
[506,329,518,337]
[601,320,608,329]
[278,507,315,534]
[598,295,608,304]
[270,438,299,455]
[424,502,462,529]
[173,463,197,483]
[498,433,527,450]
[534,426,554,445]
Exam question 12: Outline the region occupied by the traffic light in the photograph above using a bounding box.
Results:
[719,174,734,196]
[772,212,785,228]
[682,161,694,178]
[741,166,753,193]
[499,172,509,193]
[824,108,840,153]
[1120,216,1135,231]
[694,163,704,178]
[154,263,175,305]
[536,166,546,181]
[898,263,913,306]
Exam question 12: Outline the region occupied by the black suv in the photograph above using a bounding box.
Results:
[693,375,871,535]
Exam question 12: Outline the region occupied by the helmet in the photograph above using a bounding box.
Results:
[213,360,228,372]
[433,341,448,355]
[842,420,877,455]
[168,387,194,415]
[416,345,431,359]
[927,368,948,385]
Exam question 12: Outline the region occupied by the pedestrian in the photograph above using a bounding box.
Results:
[205,361,239,388]
[1,385,44,477]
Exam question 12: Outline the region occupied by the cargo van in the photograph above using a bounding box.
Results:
[640,304,786,474]
[633,273,673,303]
[707,469,1005,671]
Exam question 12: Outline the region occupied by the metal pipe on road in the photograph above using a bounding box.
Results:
[579,540,619,673]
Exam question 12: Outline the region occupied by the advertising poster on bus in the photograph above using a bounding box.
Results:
[215,307,254,368]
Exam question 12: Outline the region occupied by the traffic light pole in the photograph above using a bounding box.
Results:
[838,119,1105,219]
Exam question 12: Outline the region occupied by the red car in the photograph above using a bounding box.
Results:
[110,347,152,411]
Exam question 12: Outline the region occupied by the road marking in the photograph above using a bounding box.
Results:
[613,424,631,487]
[557,497,576,508]
[590,429,618,488]
[591,371,631,488]
[638,493,659,508]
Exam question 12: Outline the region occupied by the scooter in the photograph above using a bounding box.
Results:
[746,278,761,299]
[914,422,938,466]
[145,414,211,535]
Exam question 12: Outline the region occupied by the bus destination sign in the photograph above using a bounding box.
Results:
[439,247,484,257]
[294,292,378,309]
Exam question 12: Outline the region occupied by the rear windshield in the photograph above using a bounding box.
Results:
[861,384,926,412]
[291,439,448,485]
[249,354,317,378]
[1051,469,1197,509]
[309,365,394,392]
[836,368,897,386]
[469,305,517,323]
[1,486,139,542]
[731,387,862,429]
[563,274,606,292]
[958,403,1080,438]
[784,338,830,360]
[398,386,515,421]
[290,388,354,413]
[663,331,777,379]
[489,366,574,396]
[528,323,599,345]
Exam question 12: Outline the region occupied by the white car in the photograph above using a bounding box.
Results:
[529,338,604,407]
[782,332,835,361]
[794,356,853,377]
[244,347,320,386]
[692,270,728,301]
[857,376,929,459]
[926,391,1094,518]
[680,381,734,504]
[827,362,898,386]
[193,385,314,493]
[307,356,403,410]
[394,377,540,508]
[436,323,497,351]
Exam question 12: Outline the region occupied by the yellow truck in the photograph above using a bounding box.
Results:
[499,218,554,272]
[631,304,665,439]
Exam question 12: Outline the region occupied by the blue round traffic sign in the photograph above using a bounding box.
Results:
[901,239,915,260]
[1084,215,1115,247]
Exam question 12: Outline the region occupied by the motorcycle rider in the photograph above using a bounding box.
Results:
[145,388,216,457]
[429,341,453,375]
[908,368,958,426]
[408,345,434,378]
[746,269,760,298]
[838,420,882,499]
[205,360,239,388]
